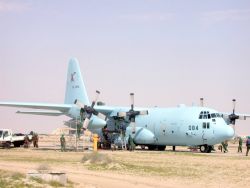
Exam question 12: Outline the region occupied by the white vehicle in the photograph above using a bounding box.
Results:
[0,129,32,148]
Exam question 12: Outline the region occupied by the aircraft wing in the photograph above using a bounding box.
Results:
[16,111,65,116]
[0,102,72,113]
[222,112,250,120]
[94,105,118,116]
[94,105,147,117]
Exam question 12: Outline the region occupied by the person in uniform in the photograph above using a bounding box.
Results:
[32,133,39,148]
[60,134,66,152]
[128,134,135,151]
[246,136,250,156]
[23,135,29,148]
[238,136,243,153]
[221,140,228,153]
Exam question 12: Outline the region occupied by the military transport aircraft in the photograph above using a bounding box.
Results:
[1,58,249,153]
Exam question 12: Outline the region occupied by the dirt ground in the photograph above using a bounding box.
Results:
[0,138,250,188]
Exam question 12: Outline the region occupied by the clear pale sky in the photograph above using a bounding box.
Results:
[0,0,250,134]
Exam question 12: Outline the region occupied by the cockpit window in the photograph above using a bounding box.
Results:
[199,111,221,119]
[216,113,221,117]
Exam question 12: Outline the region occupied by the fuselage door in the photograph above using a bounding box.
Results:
[202,122,214,144]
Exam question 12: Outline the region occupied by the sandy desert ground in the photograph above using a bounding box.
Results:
[0,136,250,188]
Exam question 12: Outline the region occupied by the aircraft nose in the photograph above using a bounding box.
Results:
[226,126,234,138]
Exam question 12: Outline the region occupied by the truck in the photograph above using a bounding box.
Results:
[0,129,32,148]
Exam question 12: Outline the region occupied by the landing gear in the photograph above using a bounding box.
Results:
[157,145,166,151]
[147,145,166,151]
[141,145,146,150]
[172,146,176,151]
[200,145,212,153]
[148,145,157,150]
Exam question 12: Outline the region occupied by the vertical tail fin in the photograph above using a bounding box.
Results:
[64,58,90,105]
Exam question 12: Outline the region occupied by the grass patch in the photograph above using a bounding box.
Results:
[36,163,51,172]
[0,170,35,188]
[49,180,64,187]
[81,152,203,178]
[82,152,112,165]
[30,176,45,184]
[82,152,127,171]
[11,172,26,180]
[0,169,74,188]
[0,178,8,188]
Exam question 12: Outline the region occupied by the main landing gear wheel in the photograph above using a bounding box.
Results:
[157,145,166,151]
[147,145,166,151]
[200,145,212,153]
[148,145,156,150]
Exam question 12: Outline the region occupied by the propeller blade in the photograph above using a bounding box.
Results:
[200,98,204,107]
[97,112,106,120]
[139,110,148,115]
[239,115,247,120]
[232,99,236,114]
[130,93,134,110]
[91,90,100,108]
[232,124,236,137]
[117,112,127,117]
[83,118,90,130]
[232,120,236,125]
[75,100,86,108]
[131,122,136,134]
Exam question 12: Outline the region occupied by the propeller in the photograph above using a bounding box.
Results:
[117,93,148,134]
[200,98,204,107]
[75,90,106,130]
[228,99,239,125]
[227,99,240,136]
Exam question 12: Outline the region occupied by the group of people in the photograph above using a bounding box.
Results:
[23,132,39,148]
[25,132,250,155]
[219,136,250,156]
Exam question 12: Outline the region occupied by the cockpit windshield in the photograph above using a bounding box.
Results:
[199,111,222,119]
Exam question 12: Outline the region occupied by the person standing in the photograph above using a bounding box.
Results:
[128,134,135,151]
[246,136,250,156]
[221,141,228,153]
[23,135,29,148]
[60,134,66,152]
[238,137,243,153]
[32,133,39,148]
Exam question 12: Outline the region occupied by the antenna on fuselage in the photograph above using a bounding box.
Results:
[200,98,204,107]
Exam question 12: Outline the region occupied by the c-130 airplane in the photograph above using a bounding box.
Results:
[1,58,249,153]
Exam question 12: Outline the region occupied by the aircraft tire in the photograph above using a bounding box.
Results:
[157,145,166,151]
[200,145,209,153]
[148,145,157,150]
[141,145,146,150]
[207,146,212,153]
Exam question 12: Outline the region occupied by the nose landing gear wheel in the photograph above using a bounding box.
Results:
[200,145,208,153]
